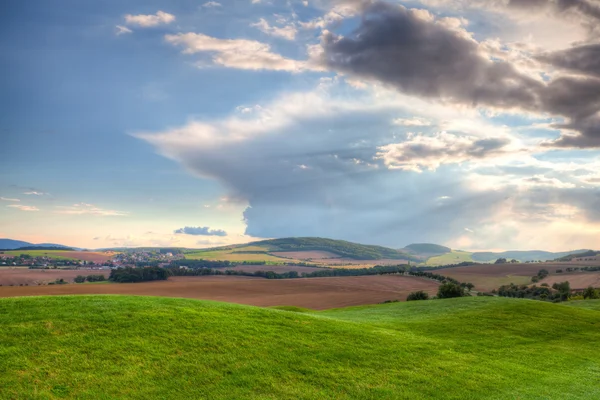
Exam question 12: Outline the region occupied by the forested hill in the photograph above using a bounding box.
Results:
[249,237,419,261]
[403,243,451,255]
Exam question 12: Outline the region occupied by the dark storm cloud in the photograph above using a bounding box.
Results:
[506,0,600,21]
[174,226,228,236]
[319,0,600,148]
[538,44,600,78]
[321,2,543,110]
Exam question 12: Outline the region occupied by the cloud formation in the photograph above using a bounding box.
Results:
[203,1,222,7]
[316,1,600,148]
[115,25,133,35]
[125,11,175,27]
[174,226,228,236]
[377,132,512,172]
[55,203,129,216]
[0,197,20,202]
[251,18,297,40]
[7,205,39,212]
[165,33,313,71]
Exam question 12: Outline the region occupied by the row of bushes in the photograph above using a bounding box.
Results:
[406,282,472,302]
[74,274,106,283]
[109,266,169,283]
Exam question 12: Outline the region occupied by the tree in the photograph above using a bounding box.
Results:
[74,275,86,283]
[406,291,429,301]
[583,286,599,300]
[494,258,507,264]
[437,282,465,299]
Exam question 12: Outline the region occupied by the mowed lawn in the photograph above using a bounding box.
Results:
[425,250,474,266]
[1,296,599,399]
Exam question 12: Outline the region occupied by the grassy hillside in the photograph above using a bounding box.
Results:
[1,296,599,399]
[1,250,79,260]
[425,250,474,266]
[471,249,590,263]
[403,243,451,255]
[250,237,418,261]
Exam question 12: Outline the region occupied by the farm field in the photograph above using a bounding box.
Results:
[0,268,108,286]
[184,246,293,263]
[437,263,552,292]
[1,295,599,399]
[0,275,439,309]
[271,250,341,259]
[0,250,115,263]
[541,272,600,290]
[225,264,325,274]
[426,250,474,266]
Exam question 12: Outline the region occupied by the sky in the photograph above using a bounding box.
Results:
[1,0,599,251]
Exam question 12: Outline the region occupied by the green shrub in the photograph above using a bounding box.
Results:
[437,282,466,299]
[406,291,429,301]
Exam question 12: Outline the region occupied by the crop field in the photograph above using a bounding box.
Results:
[0,268,108,285]
[1,295,599,399]
[436,263,552,291]
[0,250,115,263]
[425,250,474,266]
[541,272,600,289]
[184,246,293,262]
[0,275,439,309]
[271,250,342,259]
[224,264,325,274]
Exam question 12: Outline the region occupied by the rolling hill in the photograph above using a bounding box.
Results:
[1,295,599,399]
[471,249,591,263]
[248,237,419,261]
[0,238,73,250]
[402,243,451,255]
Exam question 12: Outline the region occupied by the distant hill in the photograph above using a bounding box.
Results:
[554,250,600,261]
[403,243,451,255]
[0,239,32,250]
[0,239,73,251]
[471,249,591,263]
[248,237,419,261]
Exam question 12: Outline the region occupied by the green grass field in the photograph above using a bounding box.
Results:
[1,250,79,260]
[1,295,599,399]
[184,245,295,263]
[425,250,474,266]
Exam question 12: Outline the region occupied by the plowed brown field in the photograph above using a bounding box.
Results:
[0,268,108,285]
[540,273,600,290]
[0,275,439,309]
[437,262,600,292]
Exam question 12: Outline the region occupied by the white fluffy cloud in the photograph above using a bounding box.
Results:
[251,18,297,40]
[377,132,513,172]
[165,32,316,71]
[203,1,222,7]
[125,11,175,27]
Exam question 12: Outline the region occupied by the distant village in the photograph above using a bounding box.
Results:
[0,250,184,270]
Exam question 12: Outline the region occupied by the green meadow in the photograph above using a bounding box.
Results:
[1,250,77,260]
[425,250,474,266]
[1,296,599,399]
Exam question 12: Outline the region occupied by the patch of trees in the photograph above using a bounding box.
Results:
[495,281,571,302]
[74,274,106,283]
[583,287,600,299]
[406,290,429,301]
[109,267,169,283]
[531,269,549,283]
[437,282,468,299]
[494,258,507,264]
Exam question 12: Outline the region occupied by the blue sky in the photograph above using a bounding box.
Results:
[1,0,599,250]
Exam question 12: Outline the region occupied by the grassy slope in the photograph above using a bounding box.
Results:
[564,299,600,311]
[1,296,600,399]
[425,250,474,266]
[2,250,78,260]
[184,245,291,262]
